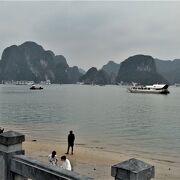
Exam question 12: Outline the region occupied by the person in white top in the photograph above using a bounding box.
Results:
[60,156,72,171]
[48,151,58,165]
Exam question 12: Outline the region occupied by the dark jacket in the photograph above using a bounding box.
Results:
[68,133,75,145]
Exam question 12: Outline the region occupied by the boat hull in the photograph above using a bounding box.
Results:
[30,87,43,90]
[128,88,169,94]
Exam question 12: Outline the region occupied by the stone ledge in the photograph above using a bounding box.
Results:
[11,155,92,180]
[0,131,25,146]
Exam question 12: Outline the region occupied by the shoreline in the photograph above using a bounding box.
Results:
[23,140,180,180]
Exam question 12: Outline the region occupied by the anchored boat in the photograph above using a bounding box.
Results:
[128,84,170,94]
[30,85,43,90]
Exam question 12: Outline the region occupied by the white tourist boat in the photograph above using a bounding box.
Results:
[128,84,170,94]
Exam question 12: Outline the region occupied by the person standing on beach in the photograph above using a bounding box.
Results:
[66,130,75,155]
[48,151,58,165]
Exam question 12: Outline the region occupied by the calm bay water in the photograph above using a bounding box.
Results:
[0,84,180,161]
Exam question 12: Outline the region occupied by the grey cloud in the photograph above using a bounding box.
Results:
[0,1,180,70]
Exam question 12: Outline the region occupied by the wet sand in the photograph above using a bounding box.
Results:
[23,141,180,180]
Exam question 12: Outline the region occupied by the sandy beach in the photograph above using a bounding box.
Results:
[23,140,180,180]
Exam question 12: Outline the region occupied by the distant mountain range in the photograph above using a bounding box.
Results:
[0,41,82,83]
[102,55,180,85]
[0,41,180,85]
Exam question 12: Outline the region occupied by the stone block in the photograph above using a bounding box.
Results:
[0,131,25,180]
[0,131,25,146]
[111,158,155,180]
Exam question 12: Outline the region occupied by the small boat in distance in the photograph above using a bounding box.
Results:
[30,85,43,90]
[128,84,170,94]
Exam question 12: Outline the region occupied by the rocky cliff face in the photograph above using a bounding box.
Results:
[0,41,82,83]
[101,61,120,84]
[78,68,86,75]
[155,58,180,84]
[80,67,111,85]
[116,55,168,84]
[102,61,120,76]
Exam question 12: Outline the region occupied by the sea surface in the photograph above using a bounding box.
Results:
[0,84,180,162]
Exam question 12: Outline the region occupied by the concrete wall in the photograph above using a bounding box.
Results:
[0,152,6,179]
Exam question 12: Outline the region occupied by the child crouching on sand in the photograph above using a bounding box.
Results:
[48,151,58,166]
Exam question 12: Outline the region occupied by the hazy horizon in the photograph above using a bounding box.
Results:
[0,1,180,70]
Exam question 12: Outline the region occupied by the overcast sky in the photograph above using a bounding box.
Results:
[0,1,180,70]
